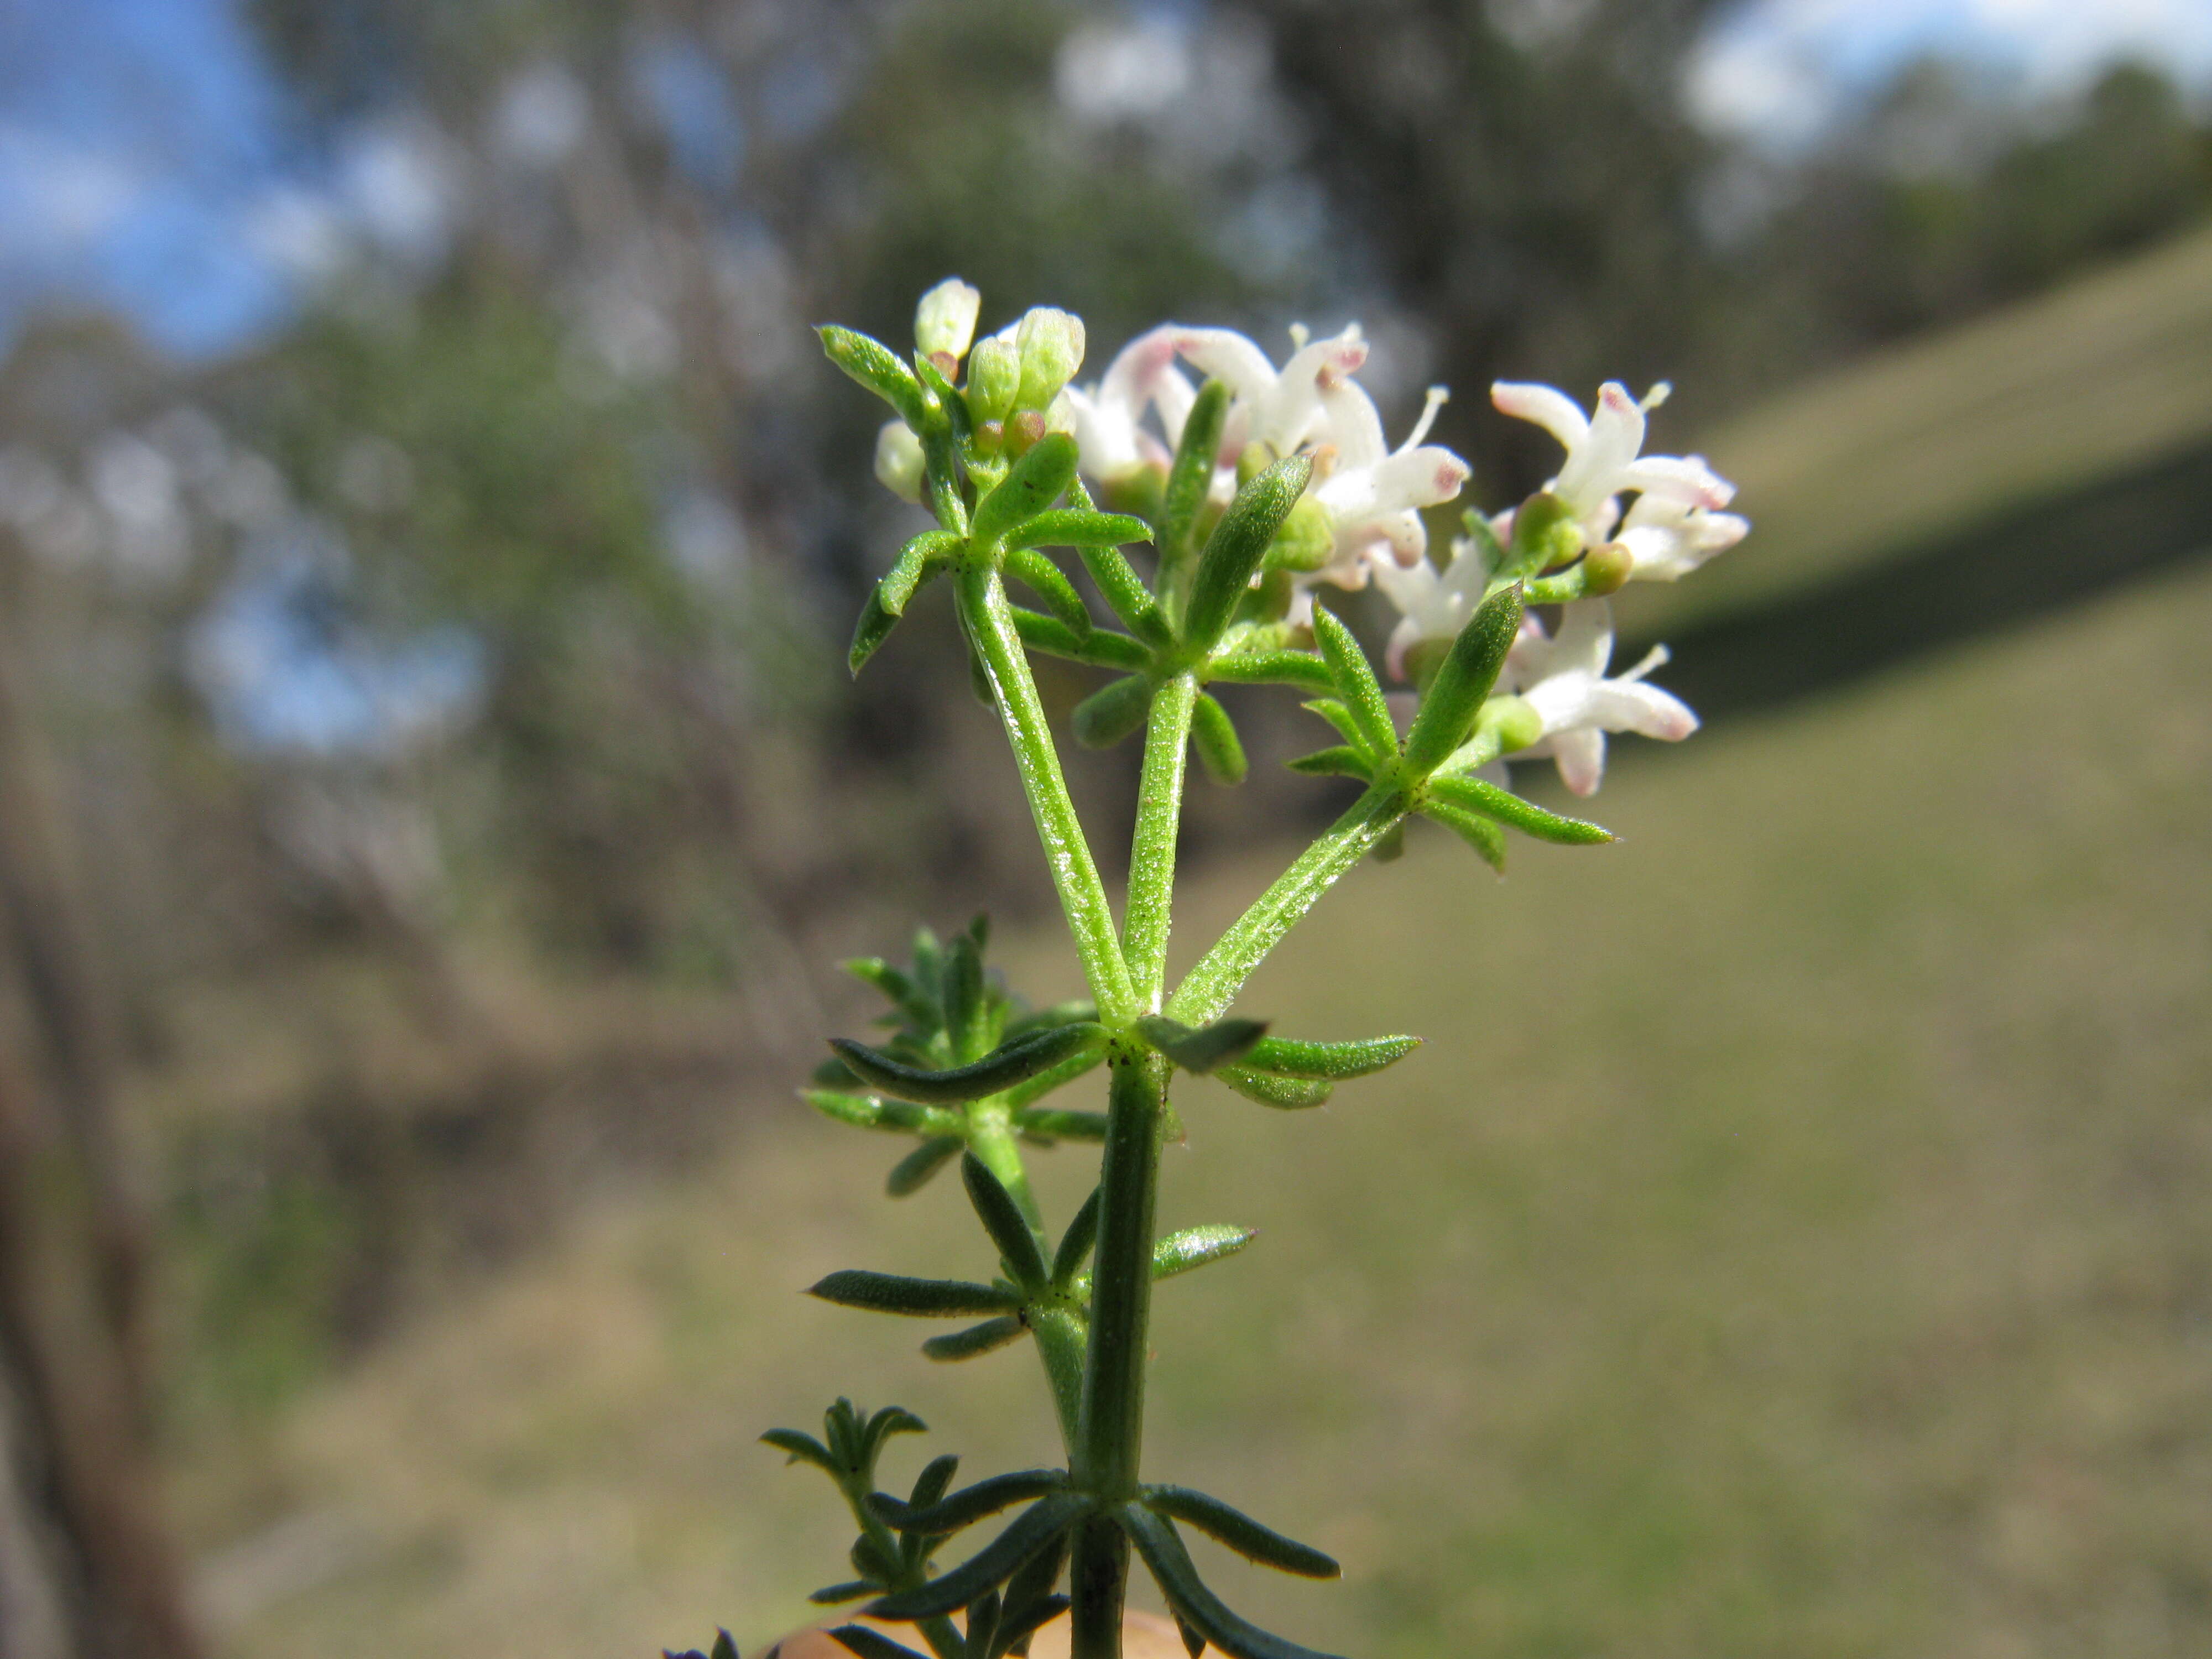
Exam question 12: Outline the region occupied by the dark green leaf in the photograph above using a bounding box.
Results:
[1010,509,1151,551]
[1401,585,1524,775]
[941,933,989,1064]
[962,1154,1049,1288]
[828,1626,934,1659]
[819,325,930,429]
[873,1470,1069,1538]
[912,1453,962,1510]
[922,1317,1027,1362]
[1140,1487,1339,1579]
[1423,801,1506,872]
[1310,605,1396,763]
[832,1024,1104,1105]
[1011,1107,1109,1142]
[809,1581,875,1605]
[1206,650,1333,694]
[1425,774,1613,844]
[807,1271,1020,1319]
[1183,455,1312,651]
[1003,998,1098,1039]
[1191,694,1248,785]
[1174,1615,1207,1659]
[844,956,940,1031]
[1005,548,1093,641]
[1009,609,1151,671]
[867,1494,1092,1620]
[1237,1034,1421,1080]
[1077,544,1174,649]
[864,1405,928,1459]
[1000,1047,1107,1111]
[1160,380,1232,583]
[760,1427,837,1472]
[1285,746,1373,781]
[1152,1224,1255,1281]
[1214,1068,1332,1109]
[711,1630,739,1659]
[1135,1014,1267,1074]
[973,433,1079,551]
[1052,1188,1102,1287]
[1119,1505,1347,1659]
[813,1053,862,1087]
[887,1136,963,1198]
[850,587,901,676]
[1071,675,1154,749]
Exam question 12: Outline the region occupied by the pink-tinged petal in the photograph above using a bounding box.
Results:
[1550,598,1616,680]
[1153,363,1197,448]
[1588,679,1698,741]
[1554,382,1643,515]
[1613,524,1695,581]
[1060,385,1140,478]
[1260,327,1368,452]
[1172,327,1280,404]
[1315,444,1469,520]
[1521,671,1600,735]
[1098,325,1182,413]
[1317,377,1389,469]
[1368,545,1440,618]
[1618,453,1733,508]
[1550,727,1608,796]
[1384,614,1423,681]
[1490,382,1589,450]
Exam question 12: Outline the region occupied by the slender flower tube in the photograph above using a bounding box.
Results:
[1504,598,1698,795]
[1056,326,1198,489]
[1491,379,1735,549]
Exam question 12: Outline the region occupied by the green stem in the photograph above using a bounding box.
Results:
[1122,673,1197,1008]
[969,1108,1044,1232]
[968,1108,1086,1455]
[1070,1051,1168,1659]
[956,564,1138,1026]
[1166,789,1406,1027]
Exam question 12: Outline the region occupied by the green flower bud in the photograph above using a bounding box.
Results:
[1003,409,1047,459]
[1262,496,1335,574]
[874,420,925,504]
[1510,491,1583,576]
[1235,442,1275,488]
[1477,694,1544,754]
[1580,541,1633,595]
[1014,307,1085,414]
[964,335,1020,426]
[914,277,981,364]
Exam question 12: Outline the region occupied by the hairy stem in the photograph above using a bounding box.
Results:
[1166,788,1407,1027]
[1121,673,1197,1008]
[955,563,1138,1026]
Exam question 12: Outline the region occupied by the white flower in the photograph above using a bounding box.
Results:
[874,420,925,504]
[1056,325,1197,486]
[914,278,982,363]
[1172,323,1370,456]
[1307,377,1469,585]
[1504,599,1697,795]
[1611,489,1749,582]
[1368,526,1488,680]
[1490,379,1734,548]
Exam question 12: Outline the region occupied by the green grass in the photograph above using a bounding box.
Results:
[180,559,2212,1658]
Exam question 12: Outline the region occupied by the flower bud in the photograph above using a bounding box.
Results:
[1261,496,1334,574]
[874,420,925,504]
[915,278,982,364]
[1510,491,1583,576]
[965,335,1020,426]
[1003,409,1047,458]
[1477,695,1545,755]
[1014,307,1085,413]
[1580,541,1633,596]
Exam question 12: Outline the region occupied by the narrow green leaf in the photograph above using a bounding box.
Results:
[1423,801,1507,872]
[886,1136,963,1197]
[1009,509,1151,551]
[1077,544,1174,648]
[813,1052,862,1087]
[760,1427,837,1472]
[874,1470,1070,1538]
[807,1271,1020,1318]
[1119,1505,1347,1659]
[1135,1014,1267,1074]
[1285,746,1373,781]
[819,325,929,430]
[973,432,1079,551]
[1000,1048,1107,1111]
[1206,650,1332,694]
[804,1091,956,1136]
[922,1317,1027,1362]
[1152,1224,1255,1281]
[962,1154,1049,1288]
[1237,1034,1421,1081]
[993,1593,1071,1659]
[1183,455,1313,651]
[1003,998,1098,1039]
[1214,1067,1332,1109]
[850,588,901,677]
[1004,547,1093,641]
[831,1024,1104,1105]
[1011,1107,1109,1142]
[828,1626,934,1659]
[865,1405,928,1458]
[1052,1188,1102,1287]
[710,1631,739,1659]
[1071,675,1153,750]
[1300,698,1371,754]
[1009,608,1151,671]
[810,1581,875,1606]
[1174,1615,1207,1659]
[1309,604,1397,762]
[842,957,940,1031]
[867,1494,1091,1620]
[1425,774,1613,844]
[940,932,989,1064]
[1402,584,1524,775]
[1160,380,1232,582]
[1191,694,1248,785]
[1140,1487,1340,1579]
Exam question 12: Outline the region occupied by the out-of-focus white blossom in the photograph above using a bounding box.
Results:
[1055,326,1197,486]
[1611,489,1749,582]
[1503,599,1697,796]
[1491,379,1734,550]
[874,420,925,504]
[1368,526,1487,681]
[915,278,982,364]
[1308,377,1467,586]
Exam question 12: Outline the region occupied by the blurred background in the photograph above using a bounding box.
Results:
[1,1,2208,1656]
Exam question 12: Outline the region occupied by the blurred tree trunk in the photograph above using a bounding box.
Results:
[0,581,199,1659]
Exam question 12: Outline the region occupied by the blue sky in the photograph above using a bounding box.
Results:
[3,0,2211,363]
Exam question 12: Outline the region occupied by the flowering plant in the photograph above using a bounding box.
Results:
[689,280,1743,1659]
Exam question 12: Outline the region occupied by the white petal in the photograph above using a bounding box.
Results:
[1316,377,1389,470]
[1550,598,1616,680]
[1553,382,1643,515]
[1550,727,1608,796]
[1314,444,1469,521]
[1618,453,1733,508]
[1260,327,1368,452]
[1587,679,1699,741]
[1490,382,1590,451]
[1172,327,1280,404]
